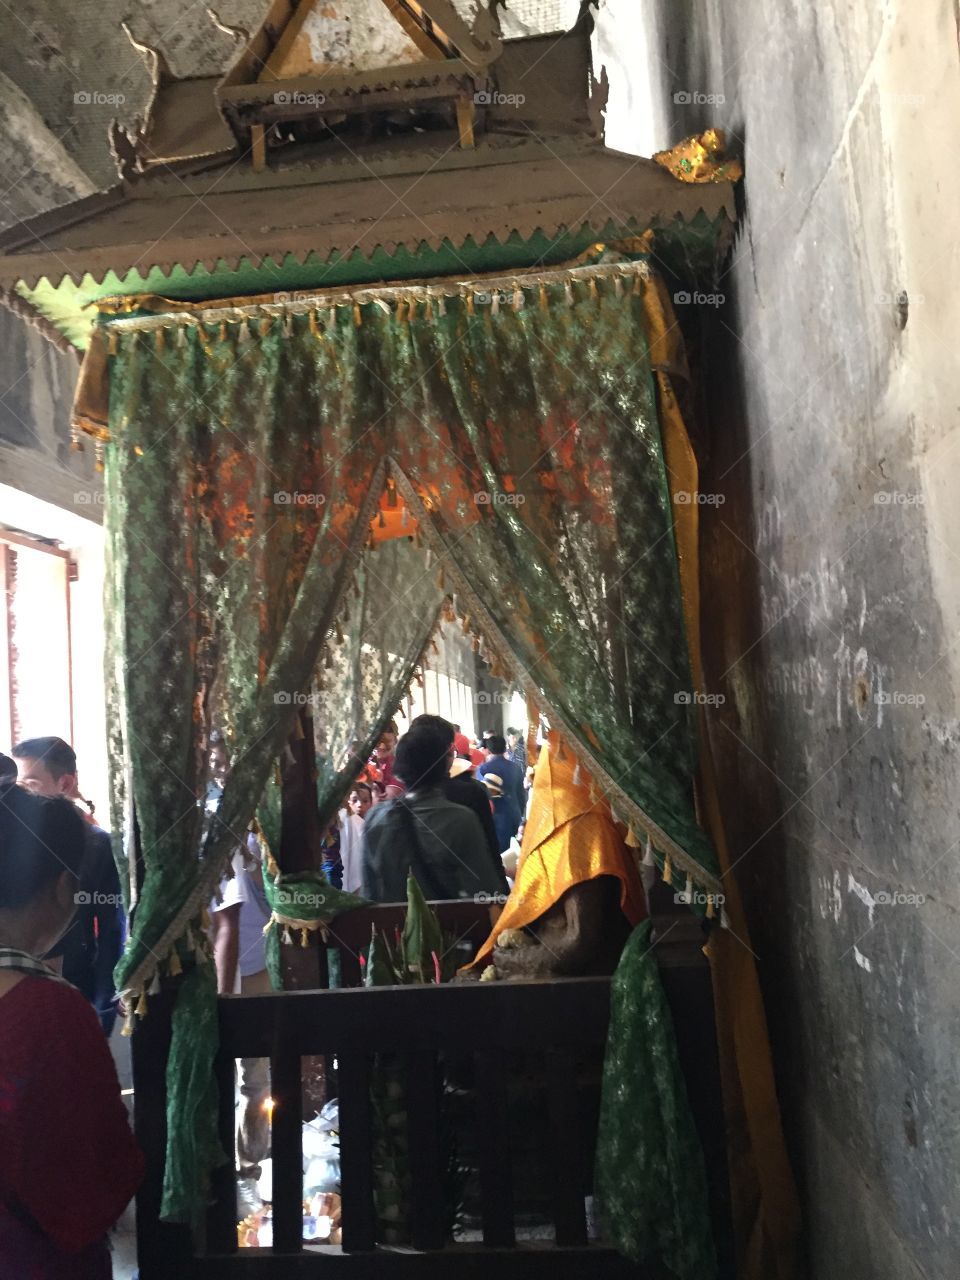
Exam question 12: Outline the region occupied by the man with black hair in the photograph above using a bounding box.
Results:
[361,727,506,903]
[409,714,506,887]
[11,736,123,1035]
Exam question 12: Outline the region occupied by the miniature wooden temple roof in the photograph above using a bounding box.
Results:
[0,5,737,352]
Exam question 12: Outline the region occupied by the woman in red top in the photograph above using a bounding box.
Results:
[0,782,143,1278]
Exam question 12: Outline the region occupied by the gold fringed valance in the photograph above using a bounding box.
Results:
[70,250,652,443]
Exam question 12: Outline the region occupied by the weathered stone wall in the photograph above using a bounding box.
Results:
[595,2,960,1277]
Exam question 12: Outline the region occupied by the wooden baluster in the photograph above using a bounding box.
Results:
[270,1046,303,1253]
[476,1050,515,1247]
[206,1044,239,1252]
[338,1052,376,1251]
[546,1050,587,1246]
[405,1051,444,1251]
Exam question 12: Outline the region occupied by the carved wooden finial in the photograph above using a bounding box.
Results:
[120,19,172,87]
[473,0,506,45]
[207,7,250,44]
[108,118,142,181]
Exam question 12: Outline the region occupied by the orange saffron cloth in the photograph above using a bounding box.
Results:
[472,734,647,967]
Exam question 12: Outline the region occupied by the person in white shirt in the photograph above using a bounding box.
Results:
[338,782,372,895]
[206,737,272,1215]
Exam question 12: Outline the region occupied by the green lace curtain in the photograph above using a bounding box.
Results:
[102,253,717,1226]
[312,535,445,828]
[597,922,717,1279]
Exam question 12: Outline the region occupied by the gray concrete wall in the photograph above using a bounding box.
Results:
[594,1,960,1277]
[0,309,102,516]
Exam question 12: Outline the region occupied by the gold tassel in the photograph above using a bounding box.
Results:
[589,278,599,302]
[436,567,445,590]
[633,272,643,295]
[176,324,187,347]
[70,422,84,453]
[219,321,227,342]
[624,825,641,849]
[282,927,293,946]
[238,318,250,344]
[353,302,362,327]
[300,927,310,947]
[614,274,624,298]
[538,282,547,311]
[135,989,149,1018]
[512,285,523,311]
[564,280,574,307]
[662,854,673,885]
[309,310,320,339]
[438,294,447,317]
[683,874,693,903]
[108,330,119,355]
[490,291,500,316]
[167,949,182,977]
[121,1009,136,1037]
[94,439,105,473]
[706,896,717,920]
[425,297,434,321]
[155,328,165,353]
[466,292,475,315]
[148,970,161,995]
[396,298,406,324]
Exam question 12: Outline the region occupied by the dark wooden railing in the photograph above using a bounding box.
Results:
[132,910,732,1280]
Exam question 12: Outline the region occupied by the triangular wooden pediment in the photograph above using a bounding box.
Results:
[261,0,444,81]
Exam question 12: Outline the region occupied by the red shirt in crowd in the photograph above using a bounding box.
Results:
[0,976,143,1279]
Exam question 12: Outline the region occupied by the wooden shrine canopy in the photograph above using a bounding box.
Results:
[0,2,737,353]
